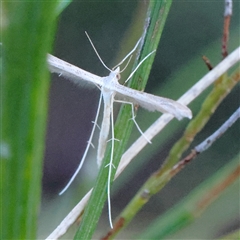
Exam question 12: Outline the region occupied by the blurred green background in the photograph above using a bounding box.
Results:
[39,1,239,239]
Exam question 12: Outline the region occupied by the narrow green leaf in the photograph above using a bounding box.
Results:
[1,2,59,239]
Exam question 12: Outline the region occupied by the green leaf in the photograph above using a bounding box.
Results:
[1,2,59,239]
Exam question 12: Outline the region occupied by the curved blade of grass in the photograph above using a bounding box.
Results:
[74,1,172,239]
[1,2,59,239]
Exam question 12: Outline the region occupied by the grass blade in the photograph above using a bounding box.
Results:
[1,2,59,239]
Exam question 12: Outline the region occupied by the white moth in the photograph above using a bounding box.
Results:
[47,34,192,227]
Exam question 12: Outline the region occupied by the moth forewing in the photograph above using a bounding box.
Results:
[114,83,192,120]
[47,54,103,87]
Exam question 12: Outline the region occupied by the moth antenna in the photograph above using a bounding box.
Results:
[113,37,142,69]
[125,50,156,83]
[119,55,132,73]
[85,31,112,72]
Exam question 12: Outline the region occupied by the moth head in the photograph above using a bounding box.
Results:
[111,66,121,81]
